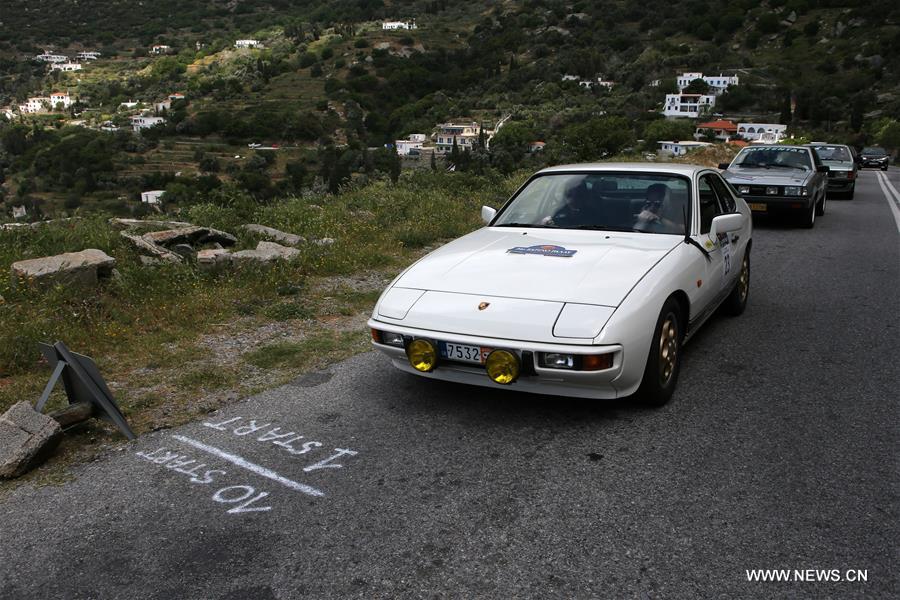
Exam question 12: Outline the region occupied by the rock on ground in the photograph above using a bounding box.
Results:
[231,241,301,264]
[10,249,116,288]
[0,402,62,479]
[242,224,305,246]
[141,226,237,247]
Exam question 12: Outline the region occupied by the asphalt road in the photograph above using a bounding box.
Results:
[1,169,898,599]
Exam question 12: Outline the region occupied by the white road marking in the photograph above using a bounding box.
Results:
[874,170,900,234]
[171,434,325,497]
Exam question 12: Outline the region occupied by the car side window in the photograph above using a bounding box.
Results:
[710,175,736,213]
[698,175,725,234]
[810,150,823,169]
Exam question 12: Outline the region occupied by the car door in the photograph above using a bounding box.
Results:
[809,148,827,198]
[692,173,730,312]
[710,174,745,289]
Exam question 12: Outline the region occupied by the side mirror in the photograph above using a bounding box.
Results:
[709,213,743,239]
[816,165,830,173]
[717,162,731,170]
[481,205,497,224]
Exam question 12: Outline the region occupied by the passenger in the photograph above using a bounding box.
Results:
[635,183,685,234]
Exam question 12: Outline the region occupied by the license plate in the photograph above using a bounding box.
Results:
[439,341,491,364]
[748,202,767,212]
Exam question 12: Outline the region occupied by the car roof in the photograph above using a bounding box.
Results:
[537,162,712,176]
[740,144,809,150]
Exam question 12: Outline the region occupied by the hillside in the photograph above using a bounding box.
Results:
[0,0,898,218]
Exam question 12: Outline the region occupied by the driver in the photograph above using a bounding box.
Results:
[542,178,602,227]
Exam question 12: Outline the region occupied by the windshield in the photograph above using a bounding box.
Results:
[493,172,690,235]
[862,147,886,156]
[732,146,812,170]
[812,145,852,162]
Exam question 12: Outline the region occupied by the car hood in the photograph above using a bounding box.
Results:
[392,227,679,307]
[724,167,812,185]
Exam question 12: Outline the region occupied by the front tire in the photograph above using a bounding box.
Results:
[637,297,684,407]
[723,249,750,316]
[800,199,816,228]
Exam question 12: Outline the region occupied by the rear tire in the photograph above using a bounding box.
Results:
[637,297,684,407]
[846,185,855,200]
[723,249,750,316]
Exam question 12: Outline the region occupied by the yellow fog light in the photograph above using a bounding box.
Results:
[406,339,437,372]
[485,350,520,385]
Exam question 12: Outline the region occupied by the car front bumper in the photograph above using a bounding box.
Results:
[738,194,814,213]
[861,159,889,168]
[367,319,629,399]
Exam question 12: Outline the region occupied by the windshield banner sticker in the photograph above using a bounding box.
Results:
[507,244,577,257]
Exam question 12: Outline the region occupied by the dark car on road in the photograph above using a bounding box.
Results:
[808,143,858,199]
[859,146,890,170]
[719,145,829,228]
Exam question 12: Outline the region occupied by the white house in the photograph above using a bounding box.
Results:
[50,92,73,109]
[141,190,166,205]
[657,141,713,156]
[20,97,50,114]
[738,123,787,143]
[149,45,172,55]
[35,52,67,63]
[649,79,661,87]
[131,115,166,132]
[119,100,140,110]
[382,20,417,30]
[76,51,101,60]
[51,62,82,72]
[662,93,716,118]
[530,141,546,152]
[561,74,580,82]
[395,134,426,156]
[155,100,172,113]
[100,121,119,132]
[676,72,739,95]
[433,121,491,154]
[12,205,27,219]
[235,39,262,49]
[168,93,186,101]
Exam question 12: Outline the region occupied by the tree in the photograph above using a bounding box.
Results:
[877,120,900,152]
[683,78,710,94]
[563,116,634,161]
[642,119,696,150]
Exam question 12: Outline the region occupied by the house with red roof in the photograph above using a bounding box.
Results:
[694,119,738,141]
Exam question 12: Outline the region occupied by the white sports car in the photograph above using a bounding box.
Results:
[368,163,752,405]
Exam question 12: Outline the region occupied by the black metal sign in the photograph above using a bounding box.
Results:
[35,341,136,440]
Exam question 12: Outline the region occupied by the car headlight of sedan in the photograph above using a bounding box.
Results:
[784,186,801,196]
[766,186,780,195]
[738,185,750,195]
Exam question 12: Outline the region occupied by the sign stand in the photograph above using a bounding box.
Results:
[35,341,136,440]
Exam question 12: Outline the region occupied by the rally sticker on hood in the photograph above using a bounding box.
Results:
[507,244,577,257]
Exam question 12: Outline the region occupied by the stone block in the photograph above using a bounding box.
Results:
[0,402,62,479]
[11,249,116,289]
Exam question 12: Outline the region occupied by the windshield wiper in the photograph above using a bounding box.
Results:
[494,222,555,228]
[766,164,808,170]
[735,163,761,168]
[573,225,648,232]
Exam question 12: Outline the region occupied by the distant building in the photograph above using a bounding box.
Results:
[663,93,716,118]
[50,62,82,72]
[530,141,546,152]
[648,79,661,87]
[737,123,788,143]
[695,119,737,141]
[131,115,166,132]
[100,121,119,132]
[34,52,67,63]
[168,93,186,101]
[76,51,101,60]
[433,121,490,154]
[141,190,166,205]
[149,45,172,55]
[12,205,27,219]
[235,39,262,49]
[657,140,713,156]
[20,97,50,114]
[50,92,73,109]
[382,20,417,30]
[119,101,140,110]
[676,72,739,96]
[561,74,579,82]
[155,100,171,113]
[395,134,427,156]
